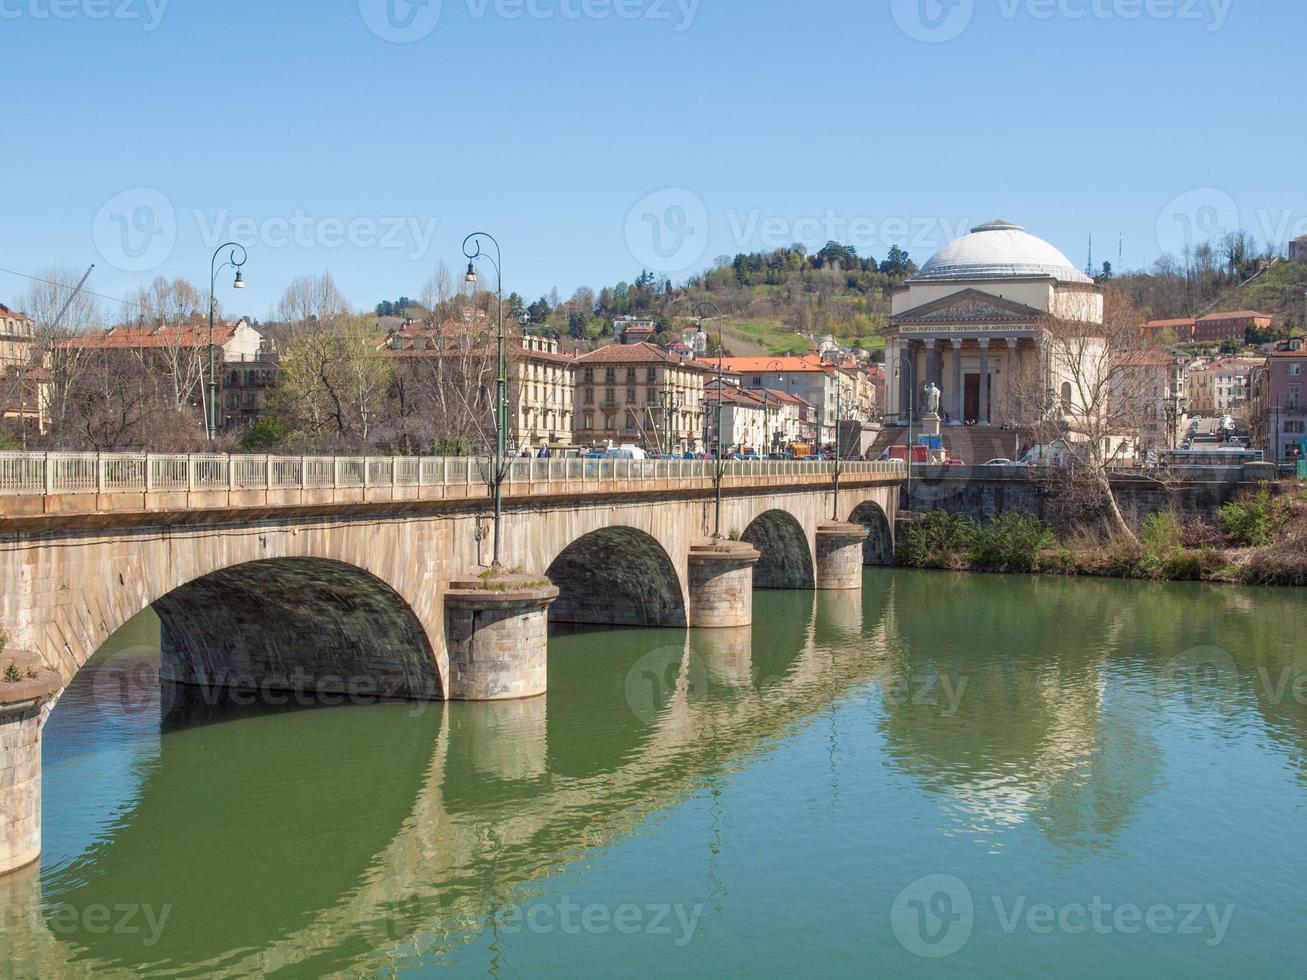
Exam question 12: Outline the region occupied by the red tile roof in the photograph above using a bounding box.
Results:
[1196,310,1271,322]
[576,342,713,370]
[58,322,240,350]
[708,354,832,374]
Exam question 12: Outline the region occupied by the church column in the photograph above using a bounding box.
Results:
[978,338,991,425]
[1004,338,1019,424]
[951,339,964,425]
[898,340,913,423]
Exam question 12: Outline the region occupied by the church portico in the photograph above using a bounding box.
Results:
[885,221,1102,436]
[888,332,1034,426]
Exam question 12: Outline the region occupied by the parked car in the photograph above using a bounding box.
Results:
[981,458,1015,466]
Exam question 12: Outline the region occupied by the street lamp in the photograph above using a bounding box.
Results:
[208,243,247,441]
[696,301,728,538]
[894,352,916,503]
[761,358,786,454]
[830,362,847,520]
[462,232,511,568]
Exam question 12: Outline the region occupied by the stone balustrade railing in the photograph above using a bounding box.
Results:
[0,451,904,498]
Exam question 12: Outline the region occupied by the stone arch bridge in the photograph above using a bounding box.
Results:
[0,452,902,875]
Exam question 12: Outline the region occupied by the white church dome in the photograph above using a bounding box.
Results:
[913,221,1092,284]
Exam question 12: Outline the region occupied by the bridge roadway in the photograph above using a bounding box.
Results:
[0,451,904,876]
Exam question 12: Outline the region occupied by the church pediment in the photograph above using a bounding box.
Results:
[894,288,1042,325]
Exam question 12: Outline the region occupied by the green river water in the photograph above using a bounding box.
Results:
[4,570,1307,977]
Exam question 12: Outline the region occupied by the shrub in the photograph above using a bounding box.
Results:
[1162,548,1227,582]
[968,513,1055,574]
[898,511,978,569]
[433,436,473,457]
[1140,512,1182,555]
[1243,516,1307,586]
[1219,486,1281,547]
[240,417,289,452]
[3,663,21,684]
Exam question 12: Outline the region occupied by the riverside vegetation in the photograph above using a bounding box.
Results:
[897,483,1307,587]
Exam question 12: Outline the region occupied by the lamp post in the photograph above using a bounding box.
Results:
[761,358,785,454]
[696,301,727,538]
[894,351,916,503]
[462,232,511,568]
[830,362,845,520]
[208,243,247,441]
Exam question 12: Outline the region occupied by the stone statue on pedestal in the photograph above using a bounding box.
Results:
[922,382,942,417]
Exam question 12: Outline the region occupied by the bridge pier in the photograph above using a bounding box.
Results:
[444,573,559,701]
[0,653,60,877]
[815,523,871,591]
[687,542,761,629]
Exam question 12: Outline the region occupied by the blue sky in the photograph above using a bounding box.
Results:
[2,0,1303,320]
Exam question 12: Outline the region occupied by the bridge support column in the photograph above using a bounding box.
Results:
[444,573,559,701]
[0,654,60,877]
[815,522,870,591]
[687,542,761,629]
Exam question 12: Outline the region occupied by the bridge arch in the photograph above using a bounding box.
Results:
[545,527,687,628]
[151,558,443,701]
[741,510,815,590]
[850,500,894,566]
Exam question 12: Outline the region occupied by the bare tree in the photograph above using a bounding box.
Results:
[127,276,208,415]
[19,268,102,443]
[1008,289,1165,543]
[273,314,393,448]
[275,272,349,331]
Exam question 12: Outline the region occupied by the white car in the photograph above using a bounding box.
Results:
[981,458,1017,466]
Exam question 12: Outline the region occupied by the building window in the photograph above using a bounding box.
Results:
[626,388,636,404]
[647,368,657,382]
[1291,364,1302,377]
[604,414,615,430]
[584,388,594,404]
[584,368,594,383]
[605,387,616,404]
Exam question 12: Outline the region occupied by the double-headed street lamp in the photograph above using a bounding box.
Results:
[207,243,247,441]
[893,351,916,502]
[463,232,524,569]
[761,358,786,455]
[696,301,728,538]
[830,361,849,520]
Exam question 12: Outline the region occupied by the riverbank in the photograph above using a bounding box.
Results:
[897,482,1307,587]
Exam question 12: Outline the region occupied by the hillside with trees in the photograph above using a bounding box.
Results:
[1108,231,1307,336]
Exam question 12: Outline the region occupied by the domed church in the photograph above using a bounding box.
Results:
[885,221,1103,429]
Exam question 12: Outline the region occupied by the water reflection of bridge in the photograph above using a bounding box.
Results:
[2,588,880,976]
[7,574,1306,975]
